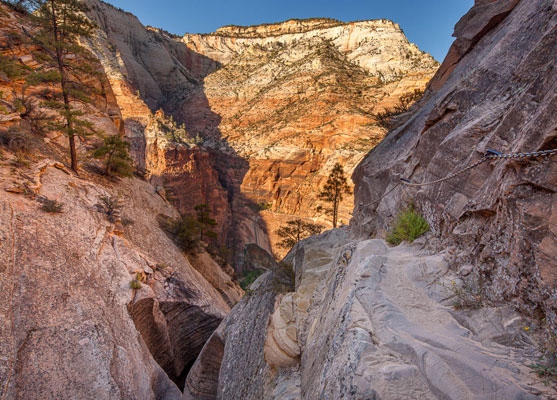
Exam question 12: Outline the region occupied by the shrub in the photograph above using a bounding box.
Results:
[96,195,122,223]
[372,108,398,130]
[372,89,424,131]
[449,281,483,310]
[240,269,264,291]
[161,215,200,253]
[386,202,429,245]
[529,351,557,387]
[154,263,168,271]
[40,198,63,213]
[92,136,134,177]
[195,204,217,242]
[276,219,324,249]
[11,156,30,168]
[12,87,54,135]
[0,126,33,153]
[121,217,134,226]
[129,280,142,290]
[0,53,30,79]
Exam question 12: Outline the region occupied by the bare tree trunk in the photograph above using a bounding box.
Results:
[333,196,338,228]
[105,151,114,176]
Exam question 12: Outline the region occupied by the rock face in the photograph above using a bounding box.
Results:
[0,162,231,399]
[185,231,549,399]
[84,0,439,261]
[179,19,439,259]
[351,0,557,330]
[0,5,242,397]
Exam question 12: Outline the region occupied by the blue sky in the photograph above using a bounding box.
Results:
[105,0,473,62]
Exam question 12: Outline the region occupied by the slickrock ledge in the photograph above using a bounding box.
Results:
[185,230,548,399]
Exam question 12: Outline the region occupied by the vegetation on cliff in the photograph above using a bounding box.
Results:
[18,0,100,171]
[386,201,429,245]
[275,218,323,249]
[318,163,351,228]
[92,135,134,176]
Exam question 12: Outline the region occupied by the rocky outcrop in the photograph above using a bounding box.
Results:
[183,245,295,400]
[186,251,244,307]
[183,1,556,398]
[84,1,439,261]
[185,231,550,399]
[351,0,557,330]
[0,6,242,396]
[0,161,232,399]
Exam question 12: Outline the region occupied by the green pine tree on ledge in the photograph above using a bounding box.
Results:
[318,163,351,228]
[19,0,100,172]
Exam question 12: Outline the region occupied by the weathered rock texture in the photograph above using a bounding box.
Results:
[351,0,557,330]
[185,231,550,399]
[183,245,296,400]
[84,0,439,261]
[0,162,232,399]
[0,5,242,397]
[183,1,557,398]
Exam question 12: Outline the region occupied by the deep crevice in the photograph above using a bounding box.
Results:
[128,296,223,391]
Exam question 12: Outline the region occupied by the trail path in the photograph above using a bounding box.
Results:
[291,232,552,399]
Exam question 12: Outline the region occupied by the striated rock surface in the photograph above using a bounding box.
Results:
[185,231,550,399]
[351,0,557,329]
[0,5,242,397]
[84,0,439,261]
[186,251,244,308]
[0,161,232,399]
[184,1,556,398]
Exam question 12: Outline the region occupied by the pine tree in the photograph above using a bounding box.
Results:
[194,204,217,242]
[92,135,134,177]
[165,215,200,253]
[318,163,351,228]
[276,219,323,249]
[19,0,99,172]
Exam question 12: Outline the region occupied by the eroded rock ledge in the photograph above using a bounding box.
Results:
[185,230,549,399]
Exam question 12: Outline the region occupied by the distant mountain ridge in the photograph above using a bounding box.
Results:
[84,0,439,260]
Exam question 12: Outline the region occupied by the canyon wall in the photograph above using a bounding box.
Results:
[351,0,557,331]
[0,5,242,397]
[85,1,439,262]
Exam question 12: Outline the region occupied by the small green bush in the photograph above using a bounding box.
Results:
[129,280,142,290]
[529,362,557,386]
[240,269,264,291]
[386,202,429,245]
[40,198,63,213]
[92,135,134,177]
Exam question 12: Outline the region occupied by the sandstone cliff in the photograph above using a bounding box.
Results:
[0,5,242,398]
[84,1,439,262]
[351,0,557,332]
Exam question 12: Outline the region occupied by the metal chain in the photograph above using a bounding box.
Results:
[400,148,557,187]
